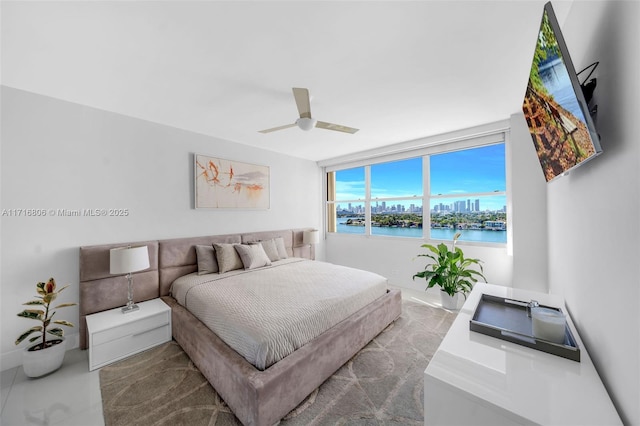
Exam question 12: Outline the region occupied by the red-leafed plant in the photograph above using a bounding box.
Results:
[15,278,77,351]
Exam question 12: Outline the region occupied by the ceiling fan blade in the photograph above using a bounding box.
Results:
[316,121,359,134]
[258,123,296,133]
[292,87,312,119]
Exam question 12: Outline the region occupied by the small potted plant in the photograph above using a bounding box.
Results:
[15,278,77,377]
[413,233,486,309]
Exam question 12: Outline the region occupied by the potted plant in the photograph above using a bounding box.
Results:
[413,233,486,309]
[15,278,76,377]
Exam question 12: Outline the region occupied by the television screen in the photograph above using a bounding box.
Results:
[522,2,602,182]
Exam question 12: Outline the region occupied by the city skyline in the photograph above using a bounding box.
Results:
[336,197,507,215]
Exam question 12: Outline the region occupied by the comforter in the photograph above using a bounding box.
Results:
[171,258,388,370]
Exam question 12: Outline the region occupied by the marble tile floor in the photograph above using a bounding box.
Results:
[1,348,103,426]
[0,287,441,426]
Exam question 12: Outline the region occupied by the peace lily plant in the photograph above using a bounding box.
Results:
[16,278,76,351]
[413,233,486,303]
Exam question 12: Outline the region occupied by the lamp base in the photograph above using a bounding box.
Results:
[121,303,139,314]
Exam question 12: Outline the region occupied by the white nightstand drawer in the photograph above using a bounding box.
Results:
[92,312,169,346]
[91,323,170,369]
[86,298,172,371]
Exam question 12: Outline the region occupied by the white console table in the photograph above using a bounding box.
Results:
[424,283,621,425]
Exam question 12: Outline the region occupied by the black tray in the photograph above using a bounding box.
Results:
[470,294,580,362]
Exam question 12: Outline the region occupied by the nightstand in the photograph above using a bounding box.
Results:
[86,298,171,371]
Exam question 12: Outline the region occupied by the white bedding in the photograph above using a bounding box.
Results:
[171,258,388,370]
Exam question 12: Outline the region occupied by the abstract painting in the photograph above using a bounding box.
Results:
[194,154,270,209]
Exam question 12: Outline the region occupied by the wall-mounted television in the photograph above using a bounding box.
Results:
[522,2,602,182]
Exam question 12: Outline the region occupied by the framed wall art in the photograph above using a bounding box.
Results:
[194,154,270,209]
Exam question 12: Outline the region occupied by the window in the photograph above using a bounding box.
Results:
[370,158,423,237]
[327,167,365,235]
[326,137,507,245]
[429,144,506,244]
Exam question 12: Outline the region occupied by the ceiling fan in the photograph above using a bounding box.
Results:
[259,87,359,134]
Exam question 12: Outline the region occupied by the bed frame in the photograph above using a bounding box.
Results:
[79,229,402,426]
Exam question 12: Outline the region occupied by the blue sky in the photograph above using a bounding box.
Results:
[430,144,505,194]
[335,144,506,211]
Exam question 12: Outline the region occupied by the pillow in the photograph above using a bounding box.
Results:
[274,237,288,259]
[250,239,280,262]
[235,244,272,270]
[213,243,244,273]
[195,244,218,275]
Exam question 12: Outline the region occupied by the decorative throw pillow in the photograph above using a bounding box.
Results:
[235,244,272,270]
[213,243,244,273]
[274,237,288,259]
[251,239,280,262]
[195,244,218,275]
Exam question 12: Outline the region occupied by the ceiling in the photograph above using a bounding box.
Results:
[1,1,573,162]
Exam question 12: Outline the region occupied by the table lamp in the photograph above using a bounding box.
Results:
[110,245,150,313]
[303,229,320,245]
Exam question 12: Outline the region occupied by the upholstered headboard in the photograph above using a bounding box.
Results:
[78,228,315,349]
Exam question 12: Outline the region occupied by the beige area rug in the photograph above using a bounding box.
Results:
[100,300,455,425]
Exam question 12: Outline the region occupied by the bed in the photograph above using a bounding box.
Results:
[79,229,402,426]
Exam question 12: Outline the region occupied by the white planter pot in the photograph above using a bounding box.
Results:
[440,291,459,310]
[22,337,67,378]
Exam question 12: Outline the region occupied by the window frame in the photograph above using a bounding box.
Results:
[323,129,509,247]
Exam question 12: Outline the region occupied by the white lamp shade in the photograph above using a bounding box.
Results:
[303,229,320,245]
[110,245,150,274]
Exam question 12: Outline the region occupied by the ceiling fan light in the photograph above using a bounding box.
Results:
[296,117,317,131]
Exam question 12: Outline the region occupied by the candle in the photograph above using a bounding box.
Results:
[531,307,566,344]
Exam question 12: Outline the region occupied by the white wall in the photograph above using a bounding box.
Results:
[544,2,639,424]
[0,86,323,370]
[326,233,513,304]
[509,112,548,292]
